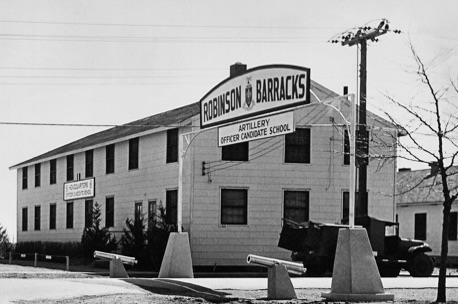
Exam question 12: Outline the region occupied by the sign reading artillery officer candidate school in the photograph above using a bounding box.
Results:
[200,65,310,129]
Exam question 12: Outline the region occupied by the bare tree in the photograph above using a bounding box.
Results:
[382,44,458,302]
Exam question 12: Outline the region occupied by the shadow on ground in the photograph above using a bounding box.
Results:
[123,278,238,303]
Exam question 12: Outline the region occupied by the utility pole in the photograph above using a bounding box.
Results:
[331,19,400,216]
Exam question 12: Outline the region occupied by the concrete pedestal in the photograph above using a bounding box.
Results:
[321,228,394,302]
[267,264,297,300]
[110,258,129,278]
[159,232,194,278]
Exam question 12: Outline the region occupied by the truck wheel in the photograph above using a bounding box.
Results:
[409,254,434,277]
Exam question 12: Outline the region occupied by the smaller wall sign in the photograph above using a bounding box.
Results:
[64,178,95,201]
[218,111,294,147]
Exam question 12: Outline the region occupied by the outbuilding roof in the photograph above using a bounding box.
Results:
[396,167,458,206]
[11,79,392,170]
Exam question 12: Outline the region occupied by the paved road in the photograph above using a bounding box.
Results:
[1,276,458,303]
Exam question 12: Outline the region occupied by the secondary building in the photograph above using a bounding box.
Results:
[11,63,398,267]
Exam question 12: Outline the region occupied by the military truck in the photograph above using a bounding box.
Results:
[278,216,434,277]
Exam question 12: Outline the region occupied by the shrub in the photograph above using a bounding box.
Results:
[0,224,11,257]
[81,202,117,259]
[14,241,83,257]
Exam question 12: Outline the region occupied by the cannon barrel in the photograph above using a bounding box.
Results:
[247,254,306,275]
[93,250,138,266]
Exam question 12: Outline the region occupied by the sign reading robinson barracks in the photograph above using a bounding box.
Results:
[200,65,310,129]
[64,178,95,201]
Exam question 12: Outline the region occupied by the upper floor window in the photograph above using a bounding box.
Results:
[22,167,28,190]
[129,138,139,170]
[106,144,115,174]
[284,190,309,223]
[343,130,350,165]
[221,188,248,225]
[85,150,93,178]
[222,142,249,161]
[50,159,57,184]
[285,128,311,164]
[66,155,74,181]
[34,164,41,187]
[166,129,178,163]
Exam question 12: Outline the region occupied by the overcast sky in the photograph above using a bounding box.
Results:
[1,0,457,239]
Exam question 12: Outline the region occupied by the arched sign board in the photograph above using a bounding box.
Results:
[199,65,310,129]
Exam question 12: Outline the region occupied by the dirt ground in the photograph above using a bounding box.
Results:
[2,264,458,304]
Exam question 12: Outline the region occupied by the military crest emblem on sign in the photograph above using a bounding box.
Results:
[243,77,254,111]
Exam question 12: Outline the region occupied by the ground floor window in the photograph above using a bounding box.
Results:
[148,200,157,228]
[34,205,41,231]
[66,202,74,229]
[22,207,28,231]
[284,190,309,223]
[106,197,114,228]
[49,204,56,230]
[414,213,427,241]
[221,188,248,225]
[166,190,177,225]
[135,201,143,222]
[85,200,93,228]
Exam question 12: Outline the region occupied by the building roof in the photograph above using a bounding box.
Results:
[396,167,458,206]
[10,79,365,169]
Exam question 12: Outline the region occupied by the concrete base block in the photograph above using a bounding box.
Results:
[110,258,129,278]
[159,232,194,278]
[321,228,394,302]
[267,264,297,300]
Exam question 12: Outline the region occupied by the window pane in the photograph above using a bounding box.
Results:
[22,207,28,231]
[221,189,247,225]
[66,202,74,229]
[129,138,139,170]
[50,159,57,184]
[50,204,56,230]
[106,144,115,174]
[106,197,114,227]
[285,128,311,163]
[166,190,178,225]
[222,142,249,161]
[166,129,178,163]
[85,150,93,178]
[284,191,309,223]
[414,213,427,241]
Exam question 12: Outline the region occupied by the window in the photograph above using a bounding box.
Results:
[222,142,249,161]
[34,205,41,231]
[22,207,28,231]
[35,164,41,187]
[285,128,311,164]
[342,191,349,219]
[22,167,28,190]
[148,200,157,228]
[414,213,427,241]
[343,130,350,165]
[66,202,74,229]
[221,188,248,225]
[449,212,457,241]
[49,204,56,230]
[85,200,93,228]
[50,159,57,184]
[284,190,309,223]
[166,190,178,225]
[134,201,143,222]
[129,138,139,170]
[85,150,93,178]
[106,144,115,174]
[105,197,114,227]
[66,155,74,181]
[166,128,179,163]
